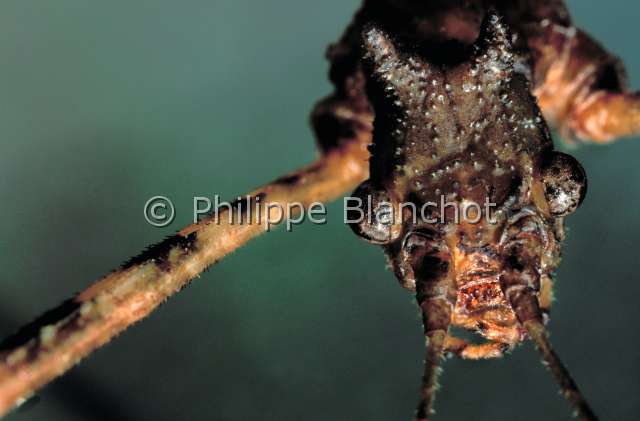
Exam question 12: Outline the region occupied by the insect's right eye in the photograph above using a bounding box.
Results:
[540,152,587,217]
[347,180,400,245]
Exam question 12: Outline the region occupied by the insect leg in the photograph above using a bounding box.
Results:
[310,4,372,154]
[563,90,640,144]
[531,23,640,143]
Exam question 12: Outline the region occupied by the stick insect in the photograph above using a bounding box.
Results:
[0,0,639,419]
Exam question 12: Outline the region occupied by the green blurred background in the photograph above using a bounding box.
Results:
[0,1,638,420]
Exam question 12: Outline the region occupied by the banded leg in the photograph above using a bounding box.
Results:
[529,19,640,143]
[567,91,640,143]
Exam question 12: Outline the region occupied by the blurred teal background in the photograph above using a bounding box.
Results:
[0,1,638,420]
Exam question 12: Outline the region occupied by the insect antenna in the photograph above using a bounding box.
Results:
[524,320,599,421]
[415,329,446,421]
[413,262,454,421]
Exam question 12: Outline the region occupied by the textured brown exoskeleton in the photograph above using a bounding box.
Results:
[0,1,637,418]
[312,0,640,153]
[309,1,640,420]
[319,5,598,421]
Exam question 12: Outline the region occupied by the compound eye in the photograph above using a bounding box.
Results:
[347,180,400,245]
[540,152,587,217]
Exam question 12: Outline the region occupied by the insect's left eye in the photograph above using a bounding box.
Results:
[540,152,587,217]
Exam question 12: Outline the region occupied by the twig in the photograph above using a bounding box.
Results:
[0,138,370,417]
